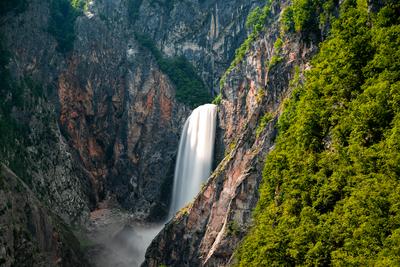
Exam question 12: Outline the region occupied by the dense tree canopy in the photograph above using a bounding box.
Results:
[236,0,400,265]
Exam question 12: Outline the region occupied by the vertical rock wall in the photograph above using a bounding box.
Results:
[134,0,265,94]
[0,164,89,266]
[0,0,266,223]
[143,0,321,265]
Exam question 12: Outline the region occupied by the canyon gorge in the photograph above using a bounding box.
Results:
[0,0,399,266]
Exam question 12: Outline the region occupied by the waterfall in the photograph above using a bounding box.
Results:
[170,104,217,216]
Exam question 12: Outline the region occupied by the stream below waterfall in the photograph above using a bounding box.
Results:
[84,104,217,266]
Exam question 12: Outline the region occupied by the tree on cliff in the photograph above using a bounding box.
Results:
[236,0,400,265]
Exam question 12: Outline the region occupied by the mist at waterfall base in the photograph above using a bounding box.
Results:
[92,104,217,266]
[89,221,164,267]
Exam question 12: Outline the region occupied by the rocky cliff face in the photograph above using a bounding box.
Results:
[1,0,270,225]
[57,0,189,219]
[133,0,265,94]
[1,0,92,225]
[0,0,325,265]
[63,0,272,218]
[0,164,89,266]
[143,0,321,265]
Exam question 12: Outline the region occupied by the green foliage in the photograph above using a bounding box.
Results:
[280,6,295,34]
[178,203,191,216]
[48,0,82,54]
[292,0,317,32]
[246,7,264,32]
[220,34,256,89]
[273,37,283,51]
[245,2,272,32]
[225,140,238,157]
[70,0,88,9]
[289,65,302,88]
[319,0,338,29]
[220,0,273,89]
[246,7,261,28]
[212,93,222,105]
[290,0,338,37]
[269,38,284,68]
[134,33,162,59]
[227,220,241,236]
[229,33,257,72]
[134,33,211,108]
[236,1,400,266]
[256,112,273,138]
[268,55,281,68]
[256,87,265,103]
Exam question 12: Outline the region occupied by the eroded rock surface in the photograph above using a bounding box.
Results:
[1,0,92,225]
[133,0,265,93]
[144,1,320,266]
[0,0,321,265]
[0,164,89,267]
[1,0,264,223]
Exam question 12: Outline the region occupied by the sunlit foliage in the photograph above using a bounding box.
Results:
[236,0,400,265]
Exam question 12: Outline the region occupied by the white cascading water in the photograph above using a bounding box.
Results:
[169,103,217,216]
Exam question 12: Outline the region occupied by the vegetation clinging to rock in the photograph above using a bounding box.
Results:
[134,32,211,108]
[236,0,400,265]
[48,0,90,54]
[48,0,80,54]
[220,0,274,89]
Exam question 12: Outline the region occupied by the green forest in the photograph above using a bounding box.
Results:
[236,0,400,265]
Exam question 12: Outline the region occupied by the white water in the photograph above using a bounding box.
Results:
[169,104,217,216]
[89,105,217,267]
